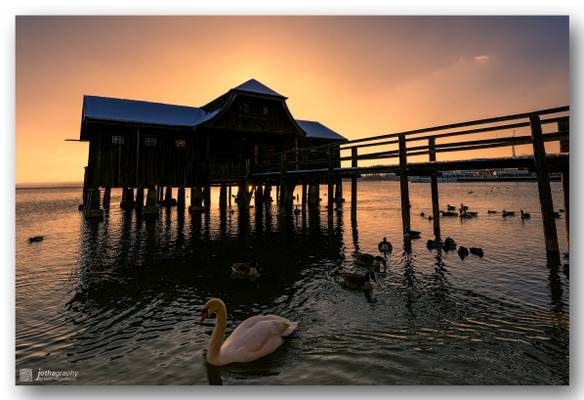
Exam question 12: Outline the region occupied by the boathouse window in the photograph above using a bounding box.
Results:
[111,135,125,145]
[144,137,157,146]
[175,139,186,148]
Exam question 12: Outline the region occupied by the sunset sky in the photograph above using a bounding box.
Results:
[15,16,569,184]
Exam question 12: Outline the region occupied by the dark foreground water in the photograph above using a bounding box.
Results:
[15,181,569,384]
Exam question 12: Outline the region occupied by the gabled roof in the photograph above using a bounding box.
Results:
[233,79,285,98]
[296,120,347,142]
[82,95,215,127]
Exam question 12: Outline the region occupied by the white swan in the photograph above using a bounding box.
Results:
[199,298,298,366]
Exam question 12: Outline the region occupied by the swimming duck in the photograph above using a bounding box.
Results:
[440,211,458,217]
[378,237,393,253]
[404,230,421,239]
[355,253,387,271]
[488,210,498,214]
[199,298,297,366]
[293,206,301,215]
[420,212,425,217]
[457,246,469,260]
[442,237,457,251]
[459,203,469,213]
[502,210,515,217]
[446,204,456,211]
[27,236,44,243]
[520,210,530,220]
[340,271,377,291]
[553,211,561,218]
[231,261,260,279]
[426,239,441,249]
[469,247,484,257]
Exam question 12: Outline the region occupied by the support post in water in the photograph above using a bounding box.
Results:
[135,187,144,210]
[84,187,103,219]
[177,187,185,211]
[189,187,203,213]
[102,187,111,209]
[429,138,441,239]
[351,147,358,221]
[219,184,228,211]
[327,147,334,216]
[399,134,411,235]
[530,114,560,261]
[143,186,159,215]
[558,118,569,243]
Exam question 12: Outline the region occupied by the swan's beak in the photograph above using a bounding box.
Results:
[199,308,209,322]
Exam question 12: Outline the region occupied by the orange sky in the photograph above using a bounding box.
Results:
[15,16,569,184]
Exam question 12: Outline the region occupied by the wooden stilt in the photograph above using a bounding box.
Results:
[327,147,334,214]
[84,188,103,219]
[203,185,211,211]
[102,187,111,209]
[264,184,272,205]
[530,114,560,261]
[189,187,203,213]
[334,179,343,204]
[143,186,159,215]
[219,184,228,210]
[177,187,185,211]
[135,187,144,209]
[351,148,358,221]
[429,138,441,239]
[120,187,135,210]
[164,186,175,206]
[399,135,411,235]
[228,185,232,207]
[81,166,89,210]
[254,185,263,208]
[301,183,307,210]
[559,118,569,243]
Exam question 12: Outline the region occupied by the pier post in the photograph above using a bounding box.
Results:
[429,138,441,239]
[157,186,163,203]
[238,182,249,211]
[264,184,272,204]
[135,187,144,210]
[279,153,289,215]
[81,166,88,209]
[228,185,232,207]
[143,186,159,215]
[558,118,569,243]
[351,147,358,221]
[399,135,411,235]
[177,187,186,211]
[308,182,319,209]
[530,114,560,261]
[102,187,111,209]
[219,184,228,211]
[301,183,307,210]
[120,187,135,210]
[327,147,334,215]
[84,188,103,219]
[189,187,203,213]
[203,185,211,211]
[334,179,343,205]
[254,185,263,208]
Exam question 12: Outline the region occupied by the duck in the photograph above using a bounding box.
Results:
[520,210,531,220]
[426,239,441,249]
[442,237,457,251]
[340,271,377,290]
[293,206,301,215]
[378,237,393,253]
[459,203,469,214]
[502,210,515,217]
[487,210,498,214]
[553,211,561,218]
[446,204,456,211]
[457,246,469,260]
[428,216,433,221]
[231,261,260,279]
[469,247,484,257]
[199,298,298,366]
[27,236,44,243]
[419,212,425,217]
[440,211,458,217]
[404,230,421,239]
[355,253,387,271]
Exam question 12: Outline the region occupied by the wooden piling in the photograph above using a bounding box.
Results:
[254,185,263,208]
[301,183,307,210]
[164,187,173,206]
[530,114,560,260]
[177,187,186,211]
[558,118,569,243]
[351,148,358,220]
[120,187,135,210]
[327,147,334,214]
[84,188,103,219]
[102,187,111,209]
[189,187,203,213]
[334,179,343,204]
[135,187,144,209]
[219,184,228,210]
[143,186,159,215]
[429,138,441,238]
[228,185,232,207]
[399,135,411,235]
[203,185,211,211]
[264,184,272,205]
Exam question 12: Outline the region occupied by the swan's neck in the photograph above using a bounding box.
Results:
[207,304,227,364]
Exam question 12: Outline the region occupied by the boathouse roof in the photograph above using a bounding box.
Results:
[81,79,346,141]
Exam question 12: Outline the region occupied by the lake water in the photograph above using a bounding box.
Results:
[15,181,569,384]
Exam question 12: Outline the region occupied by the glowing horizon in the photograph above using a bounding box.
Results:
[16,16,569,184]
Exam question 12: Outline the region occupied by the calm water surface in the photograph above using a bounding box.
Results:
[15,181,569,384]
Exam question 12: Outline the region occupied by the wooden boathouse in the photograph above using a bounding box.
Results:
[76,79,568,264]
[78,79,347,216]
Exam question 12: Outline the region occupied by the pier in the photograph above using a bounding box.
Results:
[74,82,568,264]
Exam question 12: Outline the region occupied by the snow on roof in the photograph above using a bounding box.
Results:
[296,120,347,142]
[233,79,284,98]
[83,96,212,127]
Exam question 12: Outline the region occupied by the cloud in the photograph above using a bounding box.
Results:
[474,55,490,64]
